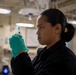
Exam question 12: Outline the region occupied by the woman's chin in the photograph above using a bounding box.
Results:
[38,41,45,45]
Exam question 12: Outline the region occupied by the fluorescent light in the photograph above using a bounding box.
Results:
[68,20,76,24]
[0,8,11,14]
[16,23,34,27]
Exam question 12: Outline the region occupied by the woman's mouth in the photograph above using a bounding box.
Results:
[38,36,41,40]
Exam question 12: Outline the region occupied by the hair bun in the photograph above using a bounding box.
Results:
[62,23,75,42]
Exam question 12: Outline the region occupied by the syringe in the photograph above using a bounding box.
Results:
[17,26,20,34]
[17,26,29,53]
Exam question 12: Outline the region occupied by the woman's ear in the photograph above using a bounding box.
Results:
[54,23,62,34]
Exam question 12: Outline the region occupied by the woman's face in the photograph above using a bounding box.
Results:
[36,15,61,48]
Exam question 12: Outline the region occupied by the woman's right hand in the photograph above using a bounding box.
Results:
[9,34,29,58]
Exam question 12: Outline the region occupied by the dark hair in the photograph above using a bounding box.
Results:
[41,8,75,42]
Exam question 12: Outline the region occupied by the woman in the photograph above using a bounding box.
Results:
[9,8,76,75]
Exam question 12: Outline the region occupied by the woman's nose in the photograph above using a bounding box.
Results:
[36,29,39,35]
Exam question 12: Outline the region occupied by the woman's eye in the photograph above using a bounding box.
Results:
[40,26,43,29]
[38,25,44,29]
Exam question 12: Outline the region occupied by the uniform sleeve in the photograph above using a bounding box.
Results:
[11,52,53,75]
[11,52,35,75]
[11,53,53,75]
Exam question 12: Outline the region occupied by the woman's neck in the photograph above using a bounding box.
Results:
[46,38,61,49]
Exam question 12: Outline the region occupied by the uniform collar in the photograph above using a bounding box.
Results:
[47,39,66,51]
[39,40,66,58]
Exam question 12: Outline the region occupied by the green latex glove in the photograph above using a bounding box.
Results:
[9,34,29,58]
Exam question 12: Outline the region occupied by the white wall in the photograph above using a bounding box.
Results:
[71,28,76,54]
